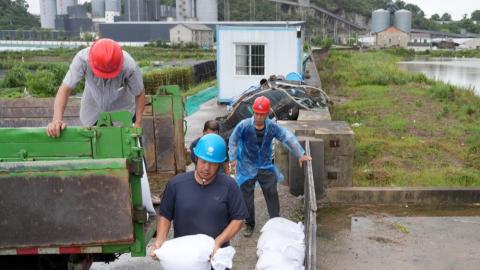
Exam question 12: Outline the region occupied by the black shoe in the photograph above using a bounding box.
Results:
[243,225,254,238]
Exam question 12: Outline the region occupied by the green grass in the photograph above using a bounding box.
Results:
[319,50,480,187]
[182,80,216,97]
[0,87,23,98]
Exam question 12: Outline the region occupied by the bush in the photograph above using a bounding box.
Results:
[184,42,200,49]
[143,67,194,94]
[26,70,57,97]
[429,83,456,102]
[311,37,333,49]
[385,48,416,58]
[1,65,29,88]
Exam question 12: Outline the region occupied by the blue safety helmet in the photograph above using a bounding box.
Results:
[193,133,226,163]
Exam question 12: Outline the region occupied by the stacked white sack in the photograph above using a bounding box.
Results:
[256,217,305,270]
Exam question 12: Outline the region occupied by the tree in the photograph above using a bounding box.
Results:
[471,10,480,21]
[82,1,92,13]
[0,0,40,29]
[459,17,480,34]
[430,14,440,21]
[441,13,452,21]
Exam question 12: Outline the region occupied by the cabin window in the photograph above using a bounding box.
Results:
[235,44,265,75]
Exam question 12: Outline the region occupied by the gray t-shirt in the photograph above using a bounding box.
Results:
[62,47,144,126]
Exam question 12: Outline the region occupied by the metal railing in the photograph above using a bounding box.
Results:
[304,140,317,270]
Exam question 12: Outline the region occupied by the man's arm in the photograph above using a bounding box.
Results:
[228,121,244,173]
[149,215,171,258]
[46,83,72,137]
[274,123,312,167]
[212,220,244,256]
[134,90,145,128]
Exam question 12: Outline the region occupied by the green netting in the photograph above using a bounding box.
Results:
[185,86,218,116]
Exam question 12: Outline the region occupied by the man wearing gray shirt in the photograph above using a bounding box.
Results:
[46,38,145,137]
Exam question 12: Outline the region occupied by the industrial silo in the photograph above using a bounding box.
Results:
[176,0,195,20]
[394,9,412,33]
[371,9,390,33]
[196,0,218,21]
[92,0,106,18]
[56,0,76,15]
[105,0,121,12]
[39,0,57,28]
[105,0,120,22]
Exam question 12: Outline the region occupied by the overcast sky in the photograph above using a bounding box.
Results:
[26,0,479,20]
[406,0,478,20]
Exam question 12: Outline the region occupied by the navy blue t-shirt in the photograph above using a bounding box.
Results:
[159,171,248,246]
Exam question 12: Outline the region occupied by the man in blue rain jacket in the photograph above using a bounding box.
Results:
[228,96,312,237]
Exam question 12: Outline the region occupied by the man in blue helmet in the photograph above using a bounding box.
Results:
[150,134,248,259]
[229,96,311,237]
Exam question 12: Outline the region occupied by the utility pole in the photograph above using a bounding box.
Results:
[249,0,256,21]
[224,0,230,21]
[275,2,279,21]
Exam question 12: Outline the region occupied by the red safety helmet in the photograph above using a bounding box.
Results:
[252,96,271,114]
[89,38,124,79]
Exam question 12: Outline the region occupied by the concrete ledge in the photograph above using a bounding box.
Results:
[320,187,480,206]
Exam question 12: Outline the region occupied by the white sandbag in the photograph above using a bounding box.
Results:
[261,217,304,235]
[257,227,304,249]
[256,251,305,270]
[141,158,156,215]
[257,230,305,264]
[154,234,214,270]
[138,138,155,215]
[211,246,236,270]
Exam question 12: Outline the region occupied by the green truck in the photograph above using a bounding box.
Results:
[0,86,186,270]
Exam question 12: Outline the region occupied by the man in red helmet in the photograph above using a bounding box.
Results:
[46,38,145,137]
[228,96,311,237]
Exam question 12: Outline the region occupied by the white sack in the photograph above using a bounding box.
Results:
[138,138,155,215]
[211,246,236,270]
[154,234,214,270]
[255,251,305,270]
[257,229,305,264]
[261,217,304,235]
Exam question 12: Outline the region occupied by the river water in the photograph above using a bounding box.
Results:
[397,57,480,95]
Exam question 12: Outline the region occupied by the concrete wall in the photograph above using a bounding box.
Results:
[100,23,175,41]
[462,38,480,49]
[217,26,303,102]
[170,24,193,43]
[410,32,431,44]
[376,31,410,48]
[192,30,214,47]
[100,22,218,42]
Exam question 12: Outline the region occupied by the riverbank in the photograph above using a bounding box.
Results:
[319,50,480,187]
